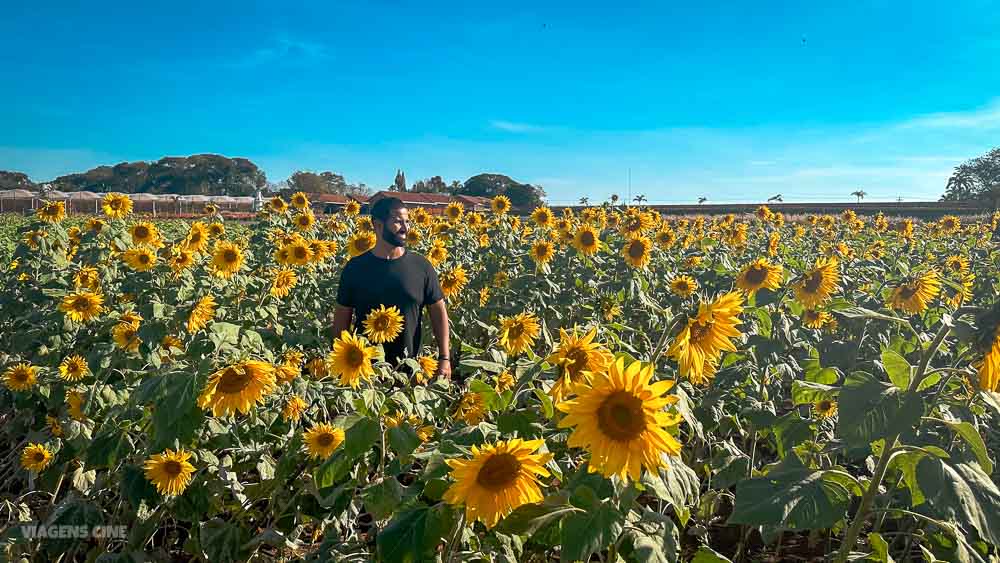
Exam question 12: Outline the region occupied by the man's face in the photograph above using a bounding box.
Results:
[378,207,409,247]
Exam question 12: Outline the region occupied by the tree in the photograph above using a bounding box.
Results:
[633,194,647,205]
[53,154,266,195]
[768,194,783,203]
[391,170,407,192]
[851,189,867,203]
[411,176,449,193]
[698,197,708,204]
[941,147,1000,206]
[0,171,34,190]
[458,173,545,210]
[579,197,590,206]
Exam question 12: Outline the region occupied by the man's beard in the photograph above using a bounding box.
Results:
[383,225,406,247]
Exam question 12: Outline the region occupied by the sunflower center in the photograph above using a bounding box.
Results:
[597,391,647,441]
[33,452,46,462]
[292,246,307,259]
[13,371,27,383]
[744,266,767,286]
[163,460,183,476]
[218,368,253,394]
[689,320,713,344]
[73,297,94,312]
[628,241,645,259]
[507,323,524,340]
[803,271,823,293]
[190,232,202,243]
[138,254,150,265]
[223,249,238,264]
[475,453,522,491]
[346,346,365,367]
[580,232,595,246]
[898,285,918,300]
[374,316,389,330]
[135,226,150,239]
[563,347,589,378]
[316,433,335,447]
[110,200,122,210]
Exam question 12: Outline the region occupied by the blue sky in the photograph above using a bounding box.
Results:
[3,1,999,204]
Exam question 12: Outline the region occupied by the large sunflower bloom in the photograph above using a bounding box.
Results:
[735,258,783,295]
[187,295,217,333]
[59,355,90,382]
[443,439,552,528]
[667,292,744,385]
[440,265,469,300]
[498,312,541,356]
[572,225,601,256]
[347,232,376,258]
[291,191,311,209]
[102,193,133,219]
[363,304,405,344]
[444,202,464,222]
[37,201,66,223]
[59,291,104,323]
[547,326,614,401]
[491,195,512,215]
[197,360,277,417]
[144,448,196,496]
[123,247,158,272]
[556,357,682,482]
[129,222,162,248]
[4,363,38,391]
[210,241,244,279]
[670,275,698,298]
[530,240,555,266]
[183,222,210,254]
[622,236,653,269]
[327,330,377,388]
[792,257,840,309]
[21,443,54,473]
[304,423,346,459]
[531,206,554,228]
[887,270,941,314]
[270,268,298,298]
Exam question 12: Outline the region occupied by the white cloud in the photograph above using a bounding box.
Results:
[231,35,330,68]
[489,120,550,133]
[898,99,1000,130]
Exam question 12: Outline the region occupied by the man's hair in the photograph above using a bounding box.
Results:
[370,197,405,223]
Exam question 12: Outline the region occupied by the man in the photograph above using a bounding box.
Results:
[333,197,452,379]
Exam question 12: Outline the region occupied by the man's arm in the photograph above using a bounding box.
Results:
[427,299,451,379]
[332,305,354,338]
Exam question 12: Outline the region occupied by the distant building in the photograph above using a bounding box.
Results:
[365,191,490,215]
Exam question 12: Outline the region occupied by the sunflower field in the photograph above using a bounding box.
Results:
[2,195,1000,562]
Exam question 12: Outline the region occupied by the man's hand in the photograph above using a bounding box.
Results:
[436,357,452,380]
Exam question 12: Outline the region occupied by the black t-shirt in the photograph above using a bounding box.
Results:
[336,250,444,363]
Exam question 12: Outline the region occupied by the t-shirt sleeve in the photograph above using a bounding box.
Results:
[336,262,357,308]
[424,261,444,305]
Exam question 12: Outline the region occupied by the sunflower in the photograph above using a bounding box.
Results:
[454,392,487,424]
[58,355,90,382]
[21,443,53,473]
[443,439,552,528]
[347,231,376,258]
[183,222,210,253]
[112,322,141,353]
[496,371,516,393]
[556,357,683,482]
[86,217,106,233]
[654,228,677,248]
[939,215,961,234]
[73,266,100,291]
[327,330,377,388]
[491,195,512,215]
[888,270,941,314]
[445,202,465,221]
[47,416,63,437]
[197,360,277,417]
[667,292,744,385]
[308,239,329,263]
[293,211,316,232]
[281,239,313,266]
[304,423,346,459]
[498,312,540,356]
[168,248,195,273]
[210,241,244,279]
[813,399,838,419]
[269,196,289,213]
[977,323,1000,392]
[572,225,601,256]
[102,193,133,219]
[3,363,37,391]
[622,236,653,269]
[130,222,161,247]
[735,258,783,295]
[944,254,969,276]
[123,247,158,272]
[282,395,308,422]
[344,200,361,216]
[307,357,329,379]
[290,191,310,209]
[547,326,614,401]
[363,304,405,344]
[531,206,554,228]
[440,265,469,300]
[37,201,66,223]
[802,309,830,329]
[208,222,225,237]
[59,291,104,323]
[416,355,438,384]
[427,241,448,267]
[160,335,183,361]
[144,448,196,496]
[184,295,216,333]
[67,390,87,421]
[792,257,840,309]
[670,275,698,298]
[270,268,298,298]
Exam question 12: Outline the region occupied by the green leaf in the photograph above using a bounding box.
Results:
[376,504,457,563]
[362,478,405,521]
[199,518,246,563]
[881,348,912,390]
[869,532,895,563]
[533,388,554,418]
[928,418,993,475]
[459,359,506,373]
[43,499,105,554]
[917,458,1000,546]
[622,509,679,563]
[728,457,860,530]
[690,545,733,563]
[495,496,579,535]
[560,485,625,563]
[772,411,812,459]
[388,425,422,458]
[791,380,838,406]
[121,465,159,509]
[837,372,924,448]
[86,426,130,469]
[836,307,909,324]
[150,374,204,450]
